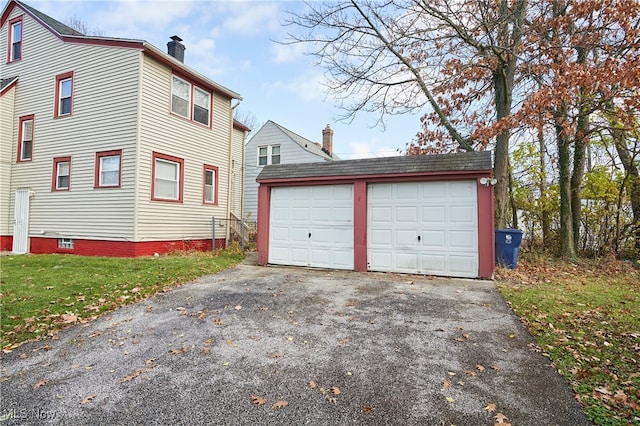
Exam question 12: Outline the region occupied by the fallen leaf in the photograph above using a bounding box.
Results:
[363,406,375,413]
[169,349,182,354]
[33,379,49,389]
[443,379,451,388]
[120,368,152,383]
[271,400,288,409]
[80,395,96,405]
[203,347,211,354]
[464,370,477,377]
[446,396,455,403]
[308,381,317,389]
[250,395,266,405]
[19,353,27,359]
[214,318,224,325]
[485,403,497,412]
[338,337,350,344]
[330,386,341,395]
[463,333,471,339]
[477,364,486,372]
[495,412,509,424]
[235,305,242,310]
[447,371,456,376]
[271,352,283,358]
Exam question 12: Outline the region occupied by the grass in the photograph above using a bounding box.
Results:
[0,249,244,350]
[497,255,640,426]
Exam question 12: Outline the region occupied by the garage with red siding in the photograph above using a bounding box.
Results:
[256,151,495,279]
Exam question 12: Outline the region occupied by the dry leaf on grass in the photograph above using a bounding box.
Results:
[330,386,341,395]
[363,406,375,413]
[308,381,317,389]
[485,403,497,412]
[271,400,288,409]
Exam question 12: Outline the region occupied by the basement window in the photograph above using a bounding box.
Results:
[58,238,74,249]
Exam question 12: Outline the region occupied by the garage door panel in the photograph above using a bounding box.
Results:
[368,181,478,278]
[269,185,354,270]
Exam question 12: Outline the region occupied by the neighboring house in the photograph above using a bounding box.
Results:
[0,0,249,256]
[244,120,339,221]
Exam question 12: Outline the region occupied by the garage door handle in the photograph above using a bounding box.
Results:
[418,235,421,242]
[309,232,311,238]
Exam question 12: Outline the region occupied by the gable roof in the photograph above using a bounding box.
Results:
[251,120,339,161]
[257,151,492,181]
[0,76,18,95]
[0,0,241,100]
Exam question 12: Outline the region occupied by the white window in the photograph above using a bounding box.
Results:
[203,165,217,204]
[258,145,281,166]
[193,87,210,126]
[153,152,183,202]
[58,238,74,249]
[53,157,71,191]
[171,76,190,118]
[18,115,33,162]
[9,19,22,62]
[95,150,122,188]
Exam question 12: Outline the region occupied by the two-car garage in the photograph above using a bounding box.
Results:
[257,152,495,279]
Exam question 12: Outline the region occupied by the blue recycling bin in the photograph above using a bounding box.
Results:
[495,229,524,269]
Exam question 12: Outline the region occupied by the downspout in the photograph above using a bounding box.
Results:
[225,98,242,246]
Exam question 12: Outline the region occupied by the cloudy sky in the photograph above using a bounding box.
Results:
[24,0,423,159]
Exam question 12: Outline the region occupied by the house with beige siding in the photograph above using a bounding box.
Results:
[244,120,339,221]
[0,0,249,256]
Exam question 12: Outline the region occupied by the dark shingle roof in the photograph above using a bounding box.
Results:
[257,150,492,181]
[15,0,81,36]
[1,76,18,92]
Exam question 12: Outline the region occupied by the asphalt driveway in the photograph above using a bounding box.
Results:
[1,257,590,425]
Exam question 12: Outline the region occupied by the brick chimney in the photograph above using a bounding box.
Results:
[322,124,333,156]
[167,35,185,62]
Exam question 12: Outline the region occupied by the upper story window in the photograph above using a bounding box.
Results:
[171,75,211,126]
[95,150,122,188]
[152,152,184,203]
[203,164,218,205]
[17,115,34,162]
[8,17,22,62]
[55,71,74,117]
[52,156,71,191]
[258,145,280,166]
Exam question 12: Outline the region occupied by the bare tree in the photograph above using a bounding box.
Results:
[284,0,527,228]
[234,109,262,136]
[63,14,105,36]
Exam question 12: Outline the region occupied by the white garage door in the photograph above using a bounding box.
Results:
[269,185,354,269]
[368,181,478,278]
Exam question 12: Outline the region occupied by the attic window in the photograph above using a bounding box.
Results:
[8,17,22,62]
[171,75,211,127]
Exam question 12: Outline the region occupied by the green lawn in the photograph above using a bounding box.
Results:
[498,257,640,426]
[0,250,244,350]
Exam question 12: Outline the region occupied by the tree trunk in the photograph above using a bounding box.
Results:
[538,121,551,249]
[556,117,576,258]
[612,129,640,253]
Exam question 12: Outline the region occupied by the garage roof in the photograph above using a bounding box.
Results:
[257,150,492,181]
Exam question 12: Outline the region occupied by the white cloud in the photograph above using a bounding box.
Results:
[220,3,281,36]
[270,42,307,64]
[277,70,328,103]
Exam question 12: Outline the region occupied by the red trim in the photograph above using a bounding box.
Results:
[257,170,486,185]
[94,149,122,188]
[17,114,34,162]
[54,71,73,118]
[353,181,367,272]
[151,151,184,203]
[256,184,270,265]
[28,237,226,257]
[6,16,22,63]
[1,235,13,252]
[202,164,219,205]
[476,178,495,279]
[52,156,71,191]
[233,120,251,132]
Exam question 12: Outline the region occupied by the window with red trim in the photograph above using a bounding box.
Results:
[54,71,73,117]
[171,75,211,126]
[52,157,71,191]
[95,150,122,188]
[152,152,184,202]
[7,17,22,62]
[17,115,34,162]
[203,164,218,205]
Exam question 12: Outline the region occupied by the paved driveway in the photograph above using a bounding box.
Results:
[1,258,589,425]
